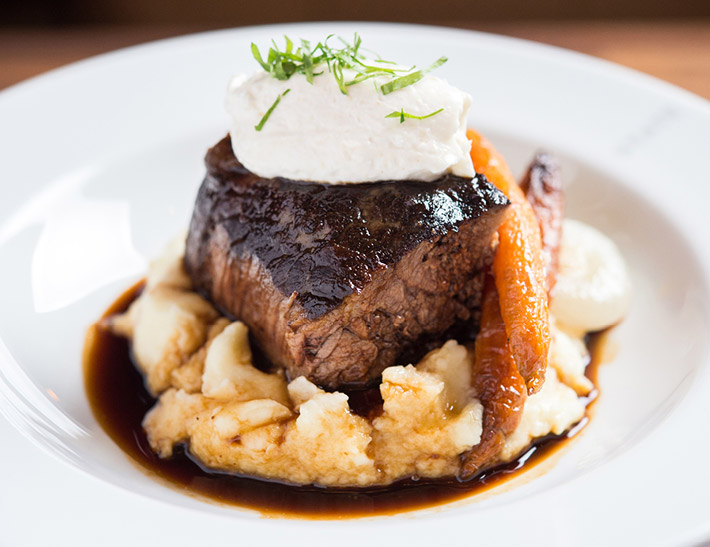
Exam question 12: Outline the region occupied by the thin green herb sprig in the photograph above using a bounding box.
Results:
[249,34,448,130]
[250,33,421,95]
[254,88,290,131]
[385,107,444,123]
[380,56,447,95]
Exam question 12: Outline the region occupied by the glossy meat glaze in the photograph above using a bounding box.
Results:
[185,136,509,389]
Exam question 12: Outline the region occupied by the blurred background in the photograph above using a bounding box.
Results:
[1,0,709,97]
[4,0,710,25]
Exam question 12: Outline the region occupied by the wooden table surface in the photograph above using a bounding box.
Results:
[1,21,709,99]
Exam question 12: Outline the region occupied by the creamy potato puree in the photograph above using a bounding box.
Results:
[110,220,628,487]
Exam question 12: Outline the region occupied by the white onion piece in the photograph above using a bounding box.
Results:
[551,219,631,332]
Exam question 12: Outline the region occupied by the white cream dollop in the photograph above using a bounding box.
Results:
[226,67,474,183]
[551,219,632,332]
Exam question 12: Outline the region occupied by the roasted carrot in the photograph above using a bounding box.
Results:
[519,152,564,294]
[467,129,550,394]
[459,276,526,479]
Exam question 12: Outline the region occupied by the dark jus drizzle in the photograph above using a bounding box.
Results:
[84,281,605,519]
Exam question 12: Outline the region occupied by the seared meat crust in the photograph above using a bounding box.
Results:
[185,136,509,389]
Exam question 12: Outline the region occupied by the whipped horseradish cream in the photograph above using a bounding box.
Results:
[226,64,474,184]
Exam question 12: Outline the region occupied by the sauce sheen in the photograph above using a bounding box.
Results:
[83,281,604,519]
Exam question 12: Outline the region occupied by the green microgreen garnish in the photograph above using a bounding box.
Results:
[254,88,290,131]
[250,33,444,95]
[379,56,447,95]
[249,34,448,130]
[385,107,444,123]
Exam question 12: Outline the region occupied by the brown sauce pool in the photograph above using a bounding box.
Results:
[83,281,605,519]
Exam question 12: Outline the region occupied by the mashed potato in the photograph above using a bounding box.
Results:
[141,323,484,486]
[111,220,628,487]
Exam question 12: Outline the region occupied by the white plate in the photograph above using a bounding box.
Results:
[1,22,710,546]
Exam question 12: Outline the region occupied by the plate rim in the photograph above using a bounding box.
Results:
[1,21,709,544]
